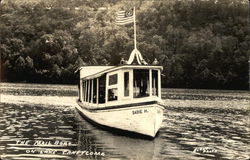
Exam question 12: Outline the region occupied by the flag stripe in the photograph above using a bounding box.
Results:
[116,16,134,21]
[116,11,126,15]
[116,21,133,25]
[116,20,133,25]
[116,18,133,23]
[117,11,125,14]
[116,22,133,25]
[117,12,125,16]
[116,18,134,22]
[117,14,130,18]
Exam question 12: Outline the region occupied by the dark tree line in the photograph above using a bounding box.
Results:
[0,0,249,89]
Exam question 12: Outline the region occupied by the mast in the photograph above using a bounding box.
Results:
[133,7,137,49]
[127,7,147,65]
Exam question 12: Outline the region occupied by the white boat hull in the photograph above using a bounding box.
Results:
[75,101,164,138]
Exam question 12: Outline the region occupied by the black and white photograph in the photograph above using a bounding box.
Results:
[0,0,249,159]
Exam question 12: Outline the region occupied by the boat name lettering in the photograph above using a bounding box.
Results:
[132,109,148,115]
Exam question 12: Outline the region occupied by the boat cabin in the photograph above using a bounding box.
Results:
[77,65,163,108]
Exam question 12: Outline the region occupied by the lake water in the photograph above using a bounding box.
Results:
[0,83,249,160]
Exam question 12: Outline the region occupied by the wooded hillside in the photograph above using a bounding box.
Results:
[0,0,249,89]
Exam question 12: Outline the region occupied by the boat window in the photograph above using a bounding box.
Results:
[84,81,87,102]
[109,74,117,85]
[83,81,85,101]
[86,80,89,102]
[89,80,92,102]
[93,79,97,103]
[152,70,158,96]
[98,75,106,104]
[81,81,85,101]
[124,72,129,97]
[108,88,118,101]
[133,69,149,98]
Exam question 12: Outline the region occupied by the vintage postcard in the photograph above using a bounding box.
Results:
[0,0,249,159]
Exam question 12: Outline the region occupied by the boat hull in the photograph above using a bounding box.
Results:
[75,101,164,138]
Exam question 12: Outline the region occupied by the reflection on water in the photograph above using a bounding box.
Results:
[0,83,249,160]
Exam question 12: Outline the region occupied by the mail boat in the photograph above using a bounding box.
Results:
[75,62,164,138]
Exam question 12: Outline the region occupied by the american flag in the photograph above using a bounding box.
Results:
[116,8,134,25]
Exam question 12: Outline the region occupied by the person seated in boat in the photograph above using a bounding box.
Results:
[93,95,96,103]
[108,89,117,101]
[140,82,149,97]
[99,91,105,103]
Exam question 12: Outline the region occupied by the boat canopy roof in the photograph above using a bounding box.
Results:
[78,65,163,80]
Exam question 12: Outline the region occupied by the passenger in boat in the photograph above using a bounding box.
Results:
[141,80,148,97]
[93,95,97,103]
[134,69,149,98]
[99,93,105,103]
[108,89,117,101]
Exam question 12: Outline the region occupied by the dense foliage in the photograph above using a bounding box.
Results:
[0,0,249,89]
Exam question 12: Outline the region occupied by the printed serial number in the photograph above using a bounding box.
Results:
[132,109,148,115]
